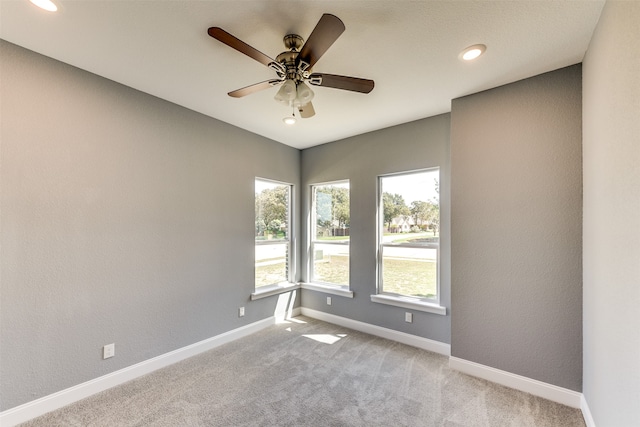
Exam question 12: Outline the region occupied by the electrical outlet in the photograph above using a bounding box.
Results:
[103,343,115,359]
[405,312,413,323]
[239,306,245,317]
[326,296,332,306]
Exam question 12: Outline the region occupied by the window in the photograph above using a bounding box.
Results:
[255,178,292,289]
[378,169,440,301]
[310,181,350,287]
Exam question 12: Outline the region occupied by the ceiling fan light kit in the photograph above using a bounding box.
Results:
[294,82,314,106]
[208,13,374,123]
[274,79,297,105]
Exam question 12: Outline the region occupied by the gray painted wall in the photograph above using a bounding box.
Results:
[0,41,300,410]
[450,66,583,391]
[7,7,637,417]
[583,1,640,425]
[300,114,451,344]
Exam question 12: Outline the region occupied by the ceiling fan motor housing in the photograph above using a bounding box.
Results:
[277,34,309,82]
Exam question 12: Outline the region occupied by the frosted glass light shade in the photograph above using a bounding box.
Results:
[295,82,314,106]
[274,79,297,105]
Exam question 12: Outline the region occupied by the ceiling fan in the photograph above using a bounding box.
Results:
[207,14,374,121]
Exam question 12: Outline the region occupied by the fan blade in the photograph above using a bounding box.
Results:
[298,102,315,118]
[228,80,282,98]
[308,73,374,93]
[208,27,278,69]
[297,14,345,71]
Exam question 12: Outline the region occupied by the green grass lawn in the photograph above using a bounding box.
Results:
[313,255,349,286]
[255,260,287,288]
[382,258,437,298]
[257,255,436,298]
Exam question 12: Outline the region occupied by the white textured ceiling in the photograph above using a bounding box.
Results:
[1,0,604,149]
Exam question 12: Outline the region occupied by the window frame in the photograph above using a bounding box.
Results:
[308,179,351,291]
[254,177,294,294]
[375,168,443,312]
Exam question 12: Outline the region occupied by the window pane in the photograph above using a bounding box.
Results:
[313,183,350,242]
[381,246,437,298]
[381,170,439,240]
[255,179,291,288]
[312,242,349,286]
[255,180,290,241]
[255,242,288,288]
[311,181,350,286]
[380,170,440,299]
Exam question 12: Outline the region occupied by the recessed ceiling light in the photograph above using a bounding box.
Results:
[460,44,486,61]
[29,0,58,12]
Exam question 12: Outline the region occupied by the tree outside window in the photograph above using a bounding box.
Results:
[255,179,292,289]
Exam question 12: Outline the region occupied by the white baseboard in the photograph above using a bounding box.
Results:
[449,356,583,409]
[0,316,279,427]
[581,394,596,427]
[2,308,592,427]
[300,307,451,356]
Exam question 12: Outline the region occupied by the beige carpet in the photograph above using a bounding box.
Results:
[22,316,585,426]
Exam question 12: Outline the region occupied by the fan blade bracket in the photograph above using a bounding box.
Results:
[308,73,374,94]
[297,59,311,73]
[308,75,323,86]
[268,61,286,77]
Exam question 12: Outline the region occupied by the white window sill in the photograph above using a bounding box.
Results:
[300,282,354,298]
[370,294,447,315]
[251,282,300,300]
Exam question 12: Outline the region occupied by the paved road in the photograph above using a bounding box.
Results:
[255,232,439,264]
